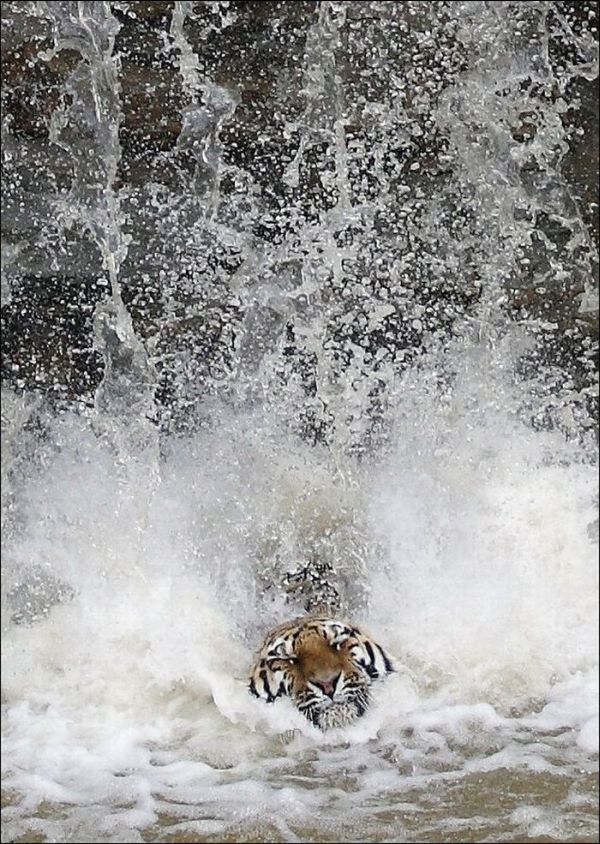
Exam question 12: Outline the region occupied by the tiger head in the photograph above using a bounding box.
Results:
[249,617,394,730]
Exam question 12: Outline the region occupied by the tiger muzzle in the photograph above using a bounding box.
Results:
[313,673,340,698]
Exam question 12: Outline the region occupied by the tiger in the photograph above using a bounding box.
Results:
[248,616,394,730]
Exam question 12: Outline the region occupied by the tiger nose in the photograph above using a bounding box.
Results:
[315,674,340,698]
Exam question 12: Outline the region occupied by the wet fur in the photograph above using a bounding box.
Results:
[249,616,394,729]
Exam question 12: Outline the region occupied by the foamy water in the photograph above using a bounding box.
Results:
[2,1,598,841]
[1,372,598,843]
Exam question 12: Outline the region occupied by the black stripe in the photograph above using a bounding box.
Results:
[364,641,379,676]
[249,678,258,697]
[376,643,394,673]
[259,668,275,702]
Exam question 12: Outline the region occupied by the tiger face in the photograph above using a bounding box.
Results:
[249,617,393,729]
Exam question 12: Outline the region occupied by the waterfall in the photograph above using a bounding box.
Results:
[1,3,597,842]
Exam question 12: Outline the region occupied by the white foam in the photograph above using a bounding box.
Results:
[1,397,598,842]
[367,406,598,709]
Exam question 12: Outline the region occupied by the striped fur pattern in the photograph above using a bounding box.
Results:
[249,616,393,729]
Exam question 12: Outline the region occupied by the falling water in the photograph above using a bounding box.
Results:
[1,1,598,842]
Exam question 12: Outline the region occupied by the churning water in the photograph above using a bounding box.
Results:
[1,2,598,842]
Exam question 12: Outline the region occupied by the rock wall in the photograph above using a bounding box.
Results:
[1,1,598,441]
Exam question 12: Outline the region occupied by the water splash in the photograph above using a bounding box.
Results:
[1,2,598,841]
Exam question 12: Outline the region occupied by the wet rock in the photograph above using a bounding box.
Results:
[0,1,598,438]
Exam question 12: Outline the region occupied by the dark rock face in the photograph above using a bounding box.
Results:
[1,1,598,444]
